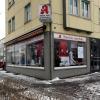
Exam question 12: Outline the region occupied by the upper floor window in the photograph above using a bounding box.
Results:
[8,20,11,33]
[69,0,79,16]
[69,0,90,19]
[81,0,90,18]
[99,8,100,24]
[8,0,15,9]
[24,3,31,23]
[8,16,15,34]
[12,16,15,32]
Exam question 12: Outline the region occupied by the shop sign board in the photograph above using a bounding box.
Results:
[39,4,52,23]
[54,33,86,42]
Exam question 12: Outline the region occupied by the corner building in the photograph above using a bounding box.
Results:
[5,0,100,79]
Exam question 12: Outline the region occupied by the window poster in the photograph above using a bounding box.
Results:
[78,47,84,58]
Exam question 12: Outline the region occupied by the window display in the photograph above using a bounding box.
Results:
[54,33,86,67]
[6,35,44,67]
[26,40,44,66]
[15,43,26,65]
[7,46,15,64]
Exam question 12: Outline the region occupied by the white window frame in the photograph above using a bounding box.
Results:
[69,0,79,16]
[81,0,90,18]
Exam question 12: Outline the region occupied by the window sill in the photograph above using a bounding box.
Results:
[54,65,87,70]
[24,20,31,25]
[69,14,91,21]
[81,16,91,20]
[7,64,45,70]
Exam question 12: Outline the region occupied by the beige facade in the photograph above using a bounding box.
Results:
[5,0,49,43]
[52,0,100,38]
[5,0,100,41]
[5,0,100,79]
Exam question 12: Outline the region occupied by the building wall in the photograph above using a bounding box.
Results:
[51,0,100,38]
[5,0,49,43]
[50,0,100,78]
[5,0,52,79]
[5,0,100,79]
[5,0,100,44]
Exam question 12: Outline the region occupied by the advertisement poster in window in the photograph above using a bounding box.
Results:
[78,47,84,58]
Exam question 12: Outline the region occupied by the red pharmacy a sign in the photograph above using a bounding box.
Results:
[39,4,52,23]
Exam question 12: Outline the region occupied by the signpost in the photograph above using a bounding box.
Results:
[39,1,52,79]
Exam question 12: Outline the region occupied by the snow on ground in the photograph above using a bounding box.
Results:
[1,70,100,99]
[0,70,52,85]
[0,70,100,84]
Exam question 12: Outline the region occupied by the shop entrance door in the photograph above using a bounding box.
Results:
[90,38,100,72]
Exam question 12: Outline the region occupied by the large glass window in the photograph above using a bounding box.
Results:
[26,40,44,66]
[0,47,5,62]
[7,46,15,64]
[54,34,86,67]
[6,35,44,67]
[15,43,26,66]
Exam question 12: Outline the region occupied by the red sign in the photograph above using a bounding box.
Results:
[39,4,52,23]
[40,5,49,14]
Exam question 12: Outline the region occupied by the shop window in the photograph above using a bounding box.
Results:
[6,46,15,64]
[54,35,86,67]
[26,40,44,67]
[15,43,26,66]
[0,47,5,62]
[6,35,44,67]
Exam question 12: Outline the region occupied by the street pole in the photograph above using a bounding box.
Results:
[48,0,52,80]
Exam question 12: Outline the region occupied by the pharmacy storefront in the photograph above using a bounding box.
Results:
[52,33,89,78]
[5,29,90,79]
[5,27,51,79]
[6,35,44,67]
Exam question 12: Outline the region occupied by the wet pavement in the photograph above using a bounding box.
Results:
[0,71,100,100]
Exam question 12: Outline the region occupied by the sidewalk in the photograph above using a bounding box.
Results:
[0,70,100,100]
